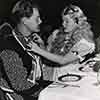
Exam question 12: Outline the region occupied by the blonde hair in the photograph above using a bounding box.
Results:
[62,5,87,25]
[62,5,94,42]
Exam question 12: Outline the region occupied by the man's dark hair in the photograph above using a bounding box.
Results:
[11,0,39,26]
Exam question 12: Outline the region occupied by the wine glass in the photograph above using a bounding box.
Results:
[97,68,100,85]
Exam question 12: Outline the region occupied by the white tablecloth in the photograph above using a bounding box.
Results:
[38,71,100,100]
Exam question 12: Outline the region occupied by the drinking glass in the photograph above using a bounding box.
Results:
[97,68,100,85]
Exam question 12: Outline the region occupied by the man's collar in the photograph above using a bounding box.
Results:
[12,29,28,50]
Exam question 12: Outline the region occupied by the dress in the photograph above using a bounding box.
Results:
[43,22,95,81]
[0,23,52,100]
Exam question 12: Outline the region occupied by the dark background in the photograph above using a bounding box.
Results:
[0,0,99,38]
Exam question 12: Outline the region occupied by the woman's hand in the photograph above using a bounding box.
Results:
[32,33,45,49]
[27,41,41,53]
[32,33,44,45]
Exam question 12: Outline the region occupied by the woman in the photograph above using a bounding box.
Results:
[29,5,95,81]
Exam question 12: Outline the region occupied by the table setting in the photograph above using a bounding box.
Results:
[38,55,100,100]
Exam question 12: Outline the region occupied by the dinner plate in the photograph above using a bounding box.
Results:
[58,73,82,82]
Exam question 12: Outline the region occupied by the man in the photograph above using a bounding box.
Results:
[0,1,80,100]
[0,0,51,100]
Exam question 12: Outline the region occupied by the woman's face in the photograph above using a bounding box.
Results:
[62,15,77,32]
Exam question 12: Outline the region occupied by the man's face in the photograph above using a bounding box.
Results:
[23,8,42,33]
[62,15,77,32]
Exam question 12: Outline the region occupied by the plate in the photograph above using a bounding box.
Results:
[58,73,82,82]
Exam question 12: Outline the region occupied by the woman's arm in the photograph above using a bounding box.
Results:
[40,49,79,65]
[27,42,79,65]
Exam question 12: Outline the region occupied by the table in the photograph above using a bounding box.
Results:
[38,71,100,100]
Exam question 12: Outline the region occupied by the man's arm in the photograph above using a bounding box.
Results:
[0,50,34,91]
